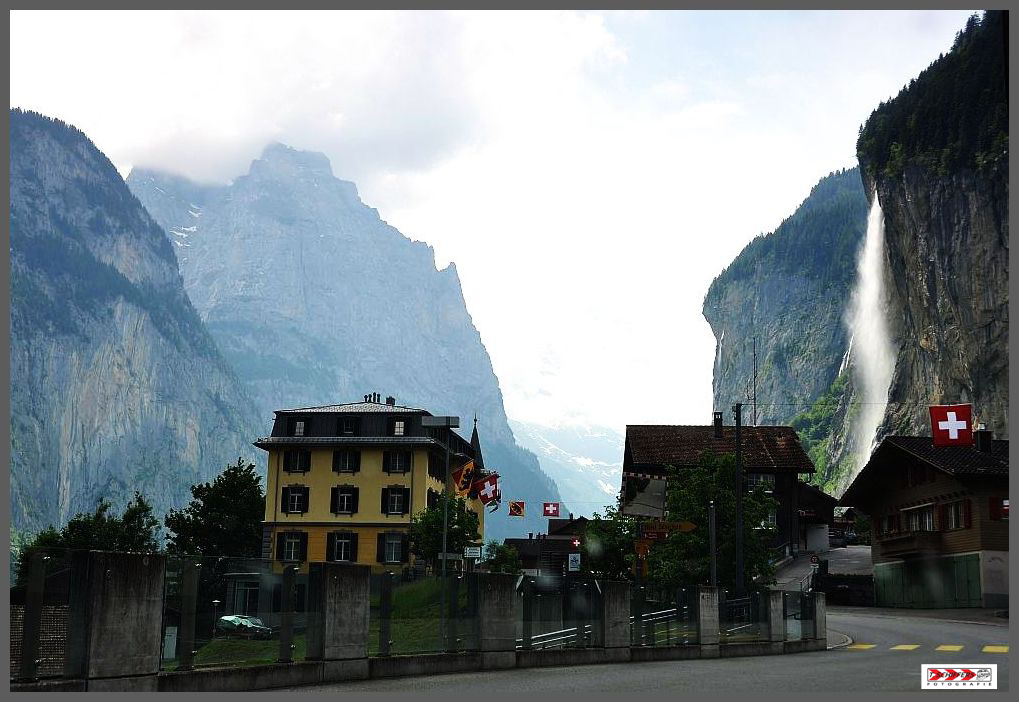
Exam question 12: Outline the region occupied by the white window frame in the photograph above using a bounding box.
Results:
[283,534,301,561]
[388,490,404,515]
[333,535,352,562]
[392,420,405,437]
[747,473,775,492]
[293,420,305,437]
[903,504,935,532]
[385,533,402,563]
[946,501,964,530]
[337,489,353,514]
[335,450,357,472]
[288,489,304,513]
[387,451,410,474]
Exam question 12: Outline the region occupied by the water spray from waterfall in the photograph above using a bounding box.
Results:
[845,193,896,479]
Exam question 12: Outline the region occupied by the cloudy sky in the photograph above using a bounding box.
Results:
[10,10,974,431]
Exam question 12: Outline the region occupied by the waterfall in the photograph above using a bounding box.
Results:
[845,193,896,477]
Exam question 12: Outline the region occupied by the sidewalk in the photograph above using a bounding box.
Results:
[827,605,1009,626]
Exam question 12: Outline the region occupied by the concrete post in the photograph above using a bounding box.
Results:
[813,592,827,644]
[278,565,297,663]
[306,562,371,660]
[64,551,166,691]
[520,577,534,650]
[767,589,784,642]
[476,573,517,669]
[18,552,48,681]
[697,585,720,657]
[446,574,460,652]
[601,581,630,648]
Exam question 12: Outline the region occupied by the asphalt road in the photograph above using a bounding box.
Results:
[289,609,1009,693]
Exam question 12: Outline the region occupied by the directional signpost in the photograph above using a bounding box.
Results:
[464,546,482,559]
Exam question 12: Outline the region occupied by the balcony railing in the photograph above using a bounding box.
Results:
[876,530,943,556]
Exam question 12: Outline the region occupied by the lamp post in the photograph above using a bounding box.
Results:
[422,415,459,651]
[211,600,221,638]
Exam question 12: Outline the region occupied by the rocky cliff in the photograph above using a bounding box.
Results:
[127,145,562,539]
[703,168,868,490]
[858,10,1008,440]
[9,109,262,533]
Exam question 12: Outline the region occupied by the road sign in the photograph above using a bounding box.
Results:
[641,521,696,539]
[464,546,482,559]
[568,553,581,572]
[810,554,819,564]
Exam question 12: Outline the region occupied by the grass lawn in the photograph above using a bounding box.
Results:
[162,634,307,671]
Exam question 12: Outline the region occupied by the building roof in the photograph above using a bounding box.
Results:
[547,517,588,535]
[253,436,443,449]
[275,401,428,414]
[503,537,580,557]
[624,425,815,475]
[839,435,1009,508]
[470,417,485,470]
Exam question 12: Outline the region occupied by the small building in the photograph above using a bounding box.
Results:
[254,393,488,575]
[504,515,587,575]
[796,480,838,552]
[618,413,819,560]
[839,432,1008,608]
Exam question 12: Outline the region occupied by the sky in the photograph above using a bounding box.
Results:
[10,10,975,432]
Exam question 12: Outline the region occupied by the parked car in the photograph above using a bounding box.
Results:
[215,615,274,639]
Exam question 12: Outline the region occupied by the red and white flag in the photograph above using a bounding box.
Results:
[473,474,500,505]
[929,404,975,447]
[543,502,560,517]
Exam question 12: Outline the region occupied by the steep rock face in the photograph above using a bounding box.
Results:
[127,144,562,539]
[703,169,868,490]
[857,10,1008,440]
[9,110,261,533]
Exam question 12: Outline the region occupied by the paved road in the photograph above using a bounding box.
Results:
[289,609,1008,693]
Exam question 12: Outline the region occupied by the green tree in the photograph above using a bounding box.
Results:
[645,453,778,593]
[481,539,522,574]
[15,492,161,583]
[164,457,265,557]
[581,505,639,580]
[408,495,480,566]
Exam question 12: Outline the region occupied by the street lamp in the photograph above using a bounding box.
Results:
[211,600,221,638]
[422,415,459,651]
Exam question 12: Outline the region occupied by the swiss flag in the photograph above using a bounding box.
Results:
[543,502,560,517]
[472,474,500,505]
[929,404,975,447]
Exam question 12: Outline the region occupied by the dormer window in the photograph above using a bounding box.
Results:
[289,418,307,437]
[391,419,406,437]
[338,418,359,436]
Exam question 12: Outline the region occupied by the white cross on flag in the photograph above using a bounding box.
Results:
[929,404,974,447]
[473,474,500,505]
[543,502,560,517]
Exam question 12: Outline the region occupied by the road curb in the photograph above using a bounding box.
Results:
[826,629,853,650]
[828,609,1009,628]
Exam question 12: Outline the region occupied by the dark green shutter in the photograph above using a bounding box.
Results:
[381,488,390,515]
[351,488,359,514]
[377,533,386,562]
[330,487,339,514]
[401,487,411,514]
[349,532,359,561]
[963,499,972,528]
[301,486,310,513]
[353,451,361,473]
[276,532,286,561]
[326,532,336,561]
[332,451,341,472]
[400,534,410,563]
[383,451,391,473]
[299,532,308,561]
[282,486,292,513]
[300,451,311,472]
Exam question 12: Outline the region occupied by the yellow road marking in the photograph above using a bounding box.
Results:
[982,645,1008,654]
[890,644,920,650]
[847,644,876,650]
[936,645,964,652]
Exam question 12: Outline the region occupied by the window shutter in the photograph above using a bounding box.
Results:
[299,532,308,561]
[989,497,1000,520]
[330,487,339,514]
[281,486,292,513]
[353,451,361,473]
[402,487,411,514]
[376,533,386,562]
[276,532,286,561]
[351,488,359,515]
[963,499,972,528]
[284,451,295,471]
[301,486,310,513]
[300,451,311,472]
[400,533,410,563]
[381,488,390,515]
[332,451,341,472]
[349,532,359,561]
[326,532,336,561]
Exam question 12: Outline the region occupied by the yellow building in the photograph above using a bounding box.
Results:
[255,393,487,573]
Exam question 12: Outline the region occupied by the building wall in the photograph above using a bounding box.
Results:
[874,552,983,608]
[262,447,485,573]
[979,550,1008,608]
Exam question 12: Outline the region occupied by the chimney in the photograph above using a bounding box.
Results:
[975,428,993,453]
[568,513,573,520]
[386,396,396,406]
[713,411,723,438]
[528,532,533,540]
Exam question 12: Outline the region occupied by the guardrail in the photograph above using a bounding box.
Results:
[516,623,593,650]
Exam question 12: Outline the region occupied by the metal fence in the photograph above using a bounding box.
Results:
[515,574,601,650]
[782,591,816,641]
[718,590,768,643]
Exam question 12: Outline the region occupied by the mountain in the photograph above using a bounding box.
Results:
[702,167,869,492]
[126,144,562,540]
[508,420,624,518]
[9,109,262,533]
[857,10,1008,440]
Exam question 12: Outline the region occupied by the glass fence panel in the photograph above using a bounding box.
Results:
[783,591,804,641]
[719,590,767,643]
[516,575,596,650]
[9,548,72,681]
[631,585,699,647]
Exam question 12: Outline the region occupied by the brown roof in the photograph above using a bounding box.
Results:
[839,435,1009,508]
[624,425,814,474]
